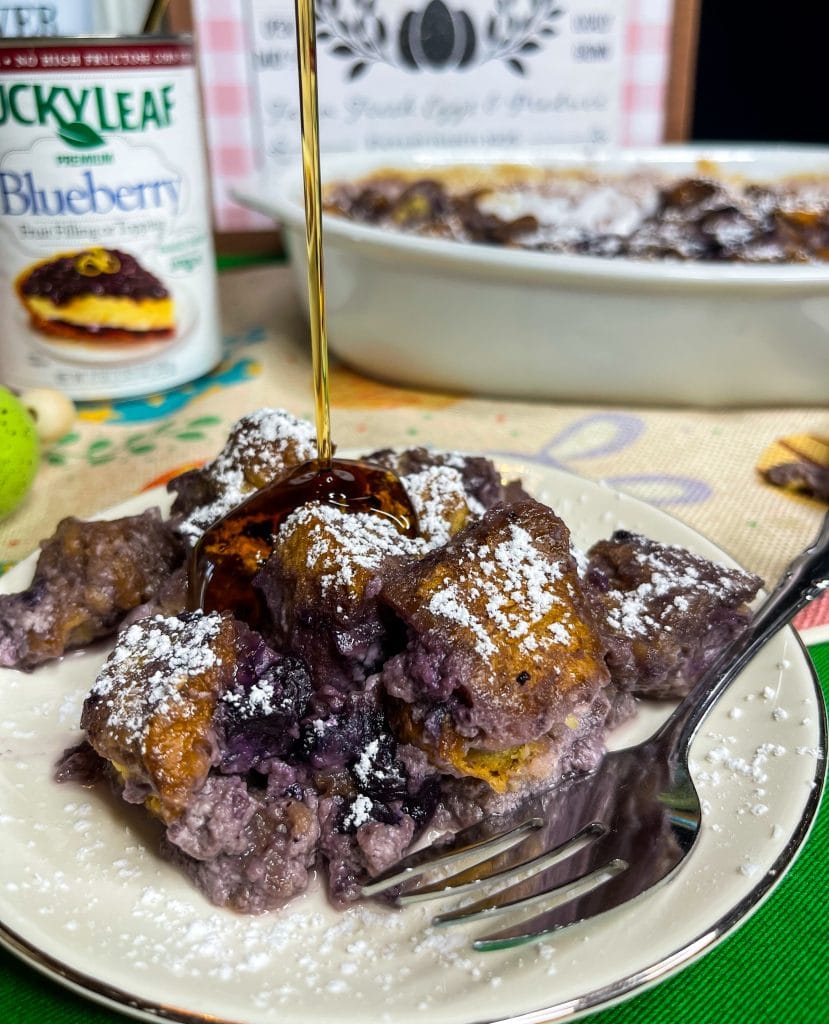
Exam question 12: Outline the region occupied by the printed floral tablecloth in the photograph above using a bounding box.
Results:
[1,264,827,1024]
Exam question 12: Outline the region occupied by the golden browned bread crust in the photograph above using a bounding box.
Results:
[380,500,611,790]
[81,612,237,822]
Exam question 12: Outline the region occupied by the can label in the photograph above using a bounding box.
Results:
[0,39,221,399]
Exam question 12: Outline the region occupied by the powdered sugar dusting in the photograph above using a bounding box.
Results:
[278,502,426,597]
[428,583,497,659]
[427,523,569,662]
[92,612,223,750]
[702,740,786,784]
[222,678,284,718]
[604,542,751,638]
[178,409,317,542]
[402,465,481,545]
[478,179,658,248]
[117,885,520,1005]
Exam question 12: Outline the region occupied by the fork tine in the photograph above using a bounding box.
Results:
[433,857,628,930]
[470,859,629,952]
[398,821,607,905]
[360,816,544,898]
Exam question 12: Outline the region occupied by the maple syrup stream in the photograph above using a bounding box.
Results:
[189,0,417,624]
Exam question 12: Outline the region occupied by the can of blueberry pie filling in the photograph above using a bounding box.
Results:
[0,36,221,399]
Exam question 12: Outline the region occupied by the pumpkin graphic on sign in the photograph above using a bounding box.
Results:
[398,1,476,70]
[315,0,562,78]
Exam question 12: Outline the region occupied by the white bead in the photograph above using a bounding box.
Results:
[20,388,76,443]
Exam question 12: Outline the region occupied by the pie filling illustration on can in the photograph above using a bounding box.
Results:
[15,247,176,344]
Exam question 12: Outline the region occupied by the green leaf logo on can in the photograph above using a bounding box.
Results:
[57,121,106,149]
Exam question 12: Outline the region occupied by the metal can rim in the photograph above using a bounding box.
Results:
[0,34,193,47]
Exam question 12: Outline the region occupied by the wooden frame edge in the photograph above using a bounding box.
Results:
[664,0,702,142]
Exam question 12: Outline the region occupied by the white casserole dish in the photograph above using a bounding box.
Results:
[234,145,829,406]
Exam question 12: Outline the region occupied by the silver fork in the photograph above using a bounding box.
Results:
[363,512,829,951]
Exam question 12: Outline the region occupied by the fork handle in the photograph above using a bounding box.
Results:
[657,510,829,752]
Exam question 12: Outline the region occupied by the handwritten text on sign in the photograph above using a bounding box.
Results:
[246,0,627,166]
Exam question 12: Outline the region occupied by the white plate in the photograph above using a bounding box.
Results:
[234,144,829,405]
[0,459,825,1024]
